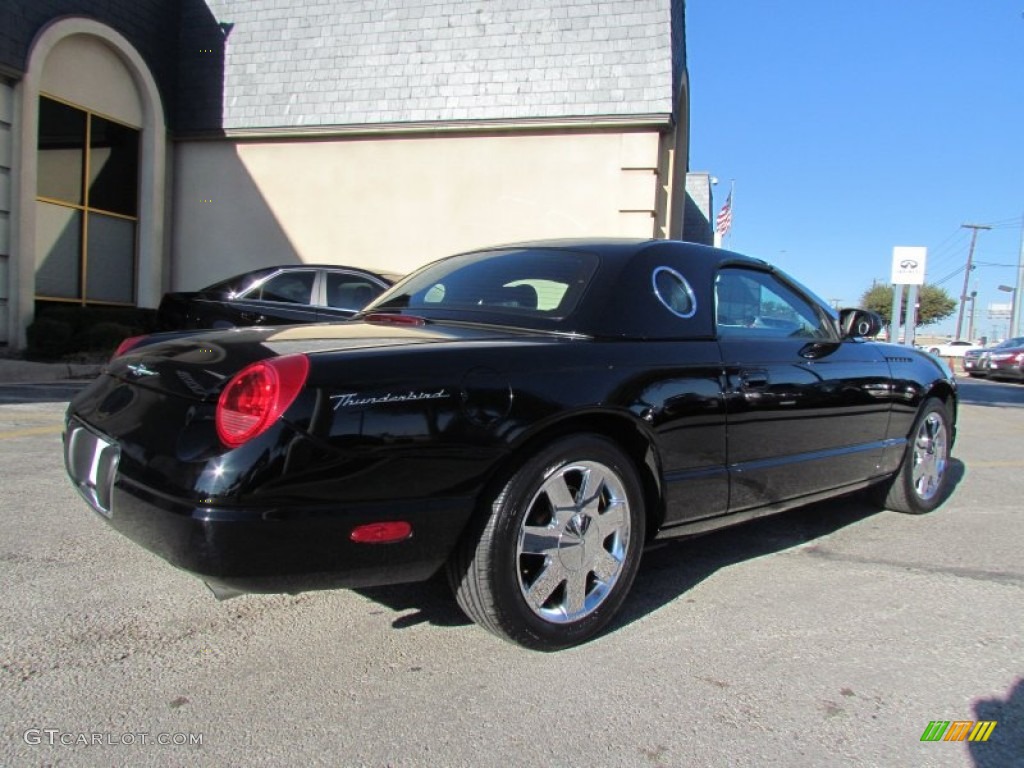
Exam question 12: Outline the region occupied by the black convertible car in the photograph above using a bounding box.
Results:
[64,240,957,650]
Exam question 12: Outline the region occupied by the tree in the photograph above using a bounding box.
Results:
[860,283,957,328]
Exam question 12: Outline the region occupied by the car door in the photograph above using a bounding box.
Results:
[227,269,320,326]
[318,269,389,321]
[715,266,892,512]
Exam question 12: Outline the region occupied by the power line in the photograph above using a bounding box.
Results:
[932,265,966,287]
[927,229,972,273]
[985,216,1023,229]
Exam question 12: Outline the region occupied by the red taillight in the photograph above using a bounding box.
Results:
[215,354,310,447]
[111,335,147,360]
[350,521,413,543]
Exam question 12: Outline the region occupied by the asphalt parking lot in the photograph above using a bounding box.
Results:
[0,377,1021,767]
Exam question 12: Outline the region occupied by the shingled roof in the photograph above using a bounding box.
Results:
[184,0,685,133]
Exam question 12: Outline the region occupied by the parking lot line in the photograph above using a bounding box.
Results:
[0,424,63,440]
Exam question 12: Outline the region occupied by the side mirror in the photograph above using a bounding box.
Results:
[839,308,884,339]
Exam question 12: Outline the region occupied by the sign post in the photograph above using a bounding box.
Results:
[891,247,927,347]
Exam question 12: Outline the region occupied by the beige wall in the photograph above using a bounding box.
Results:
[171,128,668,288]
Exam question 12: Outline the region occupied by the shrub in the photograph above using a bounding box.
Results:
[83,322,136,352]
[26,304,159,360]
[25,316,75,360]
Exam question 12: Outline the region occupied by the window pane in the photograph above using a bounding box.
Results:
[89,115,139,215]
[37,98,85,205]
[255,271,315,304]
[716,269,831,339]
[35,201,82,298]
[324,272,385,309]
[85,213,135,303]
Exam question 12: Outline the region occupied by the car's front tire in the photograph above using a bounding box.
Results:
[447,435,645,651]
[872,397,952,514]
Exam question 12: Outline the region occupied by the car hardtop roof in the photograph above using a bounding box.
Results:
[453,238,770,270]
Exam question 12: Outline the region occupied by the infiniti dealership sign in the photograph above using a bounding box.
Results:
[891,246,928,285]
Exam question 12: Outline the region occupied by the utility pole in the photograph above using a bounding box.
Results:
[955,224,991,340]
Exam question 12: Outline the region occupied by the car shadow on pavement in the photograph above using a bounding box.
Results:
[955,377,1024,408]
[355,459,966,640]
[619,495,884,628]
[356,572,473,630]
[617,456,965,634]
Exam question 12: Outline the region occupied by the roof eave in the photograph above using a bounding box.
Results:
[174,113,675,142]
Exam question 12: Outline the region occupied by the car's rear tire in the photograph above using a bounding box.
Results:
[447,434,645,651]
[871,397,952,514]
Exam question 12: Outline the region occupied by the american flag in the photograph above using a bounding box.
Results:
[715,192,733,237]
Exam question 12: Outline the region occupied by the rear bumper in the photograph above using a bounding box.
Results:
[63,406,478,595]
[985,362,1024,379]
[93,476,474,595]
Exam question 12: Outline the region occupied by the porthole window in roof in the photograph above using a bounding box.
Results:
[652,266,696,319]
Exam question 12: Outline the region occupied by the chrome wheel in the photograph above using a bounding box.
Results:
[871,397,953,515]
[911,411,948,501]
[516,459,631,624]
[448,434,645,649]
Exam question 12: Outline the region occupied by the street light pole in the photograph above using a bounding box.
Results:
[999,284,1016,340]
[1013,214,1024,338]
[967,290,978,341]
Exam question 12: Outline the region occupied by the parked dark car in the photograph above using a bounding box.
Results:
[962,346,987,377]
[64,240,958,650]
[977,336,1024,381]
[156,265,395,330]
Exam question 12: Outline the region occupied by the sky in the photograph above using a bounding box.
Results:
[685,0,1024,339]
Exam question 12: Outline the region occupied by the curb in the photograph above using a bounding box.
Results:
[0,359,103,384]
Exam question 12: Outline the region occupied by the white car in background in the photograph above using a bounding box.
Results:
[923,340,984,358]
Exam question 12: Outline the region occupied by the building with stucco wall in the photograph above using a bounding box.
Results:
[0,0,702,351]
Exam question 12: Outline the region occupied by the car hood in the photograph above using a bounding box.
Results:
[105,319,563,401]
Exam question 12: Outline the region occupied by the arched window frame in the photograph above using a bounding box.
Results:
[10,17,166,347]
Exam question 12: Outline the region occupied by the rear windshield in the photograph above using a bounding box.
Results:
[367,248,600,320]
